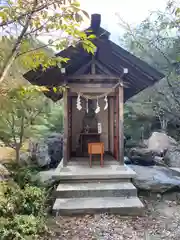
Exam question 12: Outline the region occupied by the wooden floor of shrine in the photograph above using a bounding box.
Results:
[69,154,117,166]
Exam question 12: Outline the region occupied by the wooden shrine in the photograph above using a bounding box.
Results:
[24,14,164,167]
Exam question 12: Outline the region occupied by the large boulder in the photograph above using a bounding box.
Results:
[29,140,51,167]
[147,132,180,168]
[45,133,63,168]
[148,132,177,155]
[36,141,51,167]
[27,133,63,168]
[164,147,180,168]
[128,147,155,166]
[129,165,180,193]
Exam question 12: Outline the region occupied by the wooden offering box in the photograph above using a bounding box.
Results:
[88,142,104,167]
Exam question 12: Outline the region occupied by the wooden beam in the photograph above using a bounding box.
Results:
[118,85,124,165]
[63,89,68,167]
[94,60,113,75]
[68,79,118,84]
[73,60,92,75]
[91,56,96,74]
[69,83,117,89]
[67,74,121,80]
[69,86,116,94]
[69,92,116,97]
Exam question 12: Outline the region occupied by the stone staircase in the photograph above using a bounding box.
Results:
[52,164,144,216]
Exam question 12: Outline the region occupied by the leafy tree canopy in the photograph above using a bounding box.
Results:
[0,0,96,85]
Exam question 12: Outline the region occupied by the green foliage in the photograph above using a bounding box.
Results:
[120,1,180,140]
[11,164,40,188]
[0,0,96,77]
[0,88,48,162]
[0,215,46,240]
[0,83,64,164]
[0,164,49,239]
[124,105,153,141]
[0,181,46,217]
[44,102,64,132]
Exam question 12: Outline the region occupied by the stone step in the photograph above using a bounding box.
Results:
[53,197,144,216]
[53,165,136,181]
[55,182,137,198]
[58,178,132,184]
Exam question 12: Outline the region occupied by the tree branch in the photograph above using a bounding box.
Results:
[0,1,62,27]
[0,0,38,84]
[16,40,57,58]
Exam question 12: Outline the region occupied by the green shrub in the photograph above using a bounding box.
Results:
[21,185,47,216]
[0,165,50,239]
[0,214,46,240]
[0,181,23,218]
[0,181,46,217]
[12,166,40,188]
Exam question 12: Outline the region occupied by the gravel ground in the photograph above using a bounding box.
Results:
[45,197,180,240]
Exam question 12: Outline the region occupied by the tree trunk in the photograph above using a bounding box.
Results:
[15,146,21,164]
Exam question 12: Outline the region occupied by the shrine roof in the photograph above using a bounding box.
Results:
[23,14,165,102]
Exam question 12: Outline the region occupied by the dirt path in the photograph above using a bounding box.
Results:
[45,197,180,240]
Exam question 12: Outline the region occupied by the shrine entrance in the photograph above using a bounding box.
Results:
[63,73,125,166]
[72,98,101,157]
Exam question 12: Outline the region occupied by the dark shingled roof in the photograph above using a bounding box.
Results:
[23,14,165,102]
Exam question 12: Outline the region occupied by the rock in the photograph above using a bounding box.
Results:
[45,133,63,168]
[0,164,10,181]
[147,132,180,168]
[128,147,155,166]
[154,156,166,166]
[36,142,51,167]
[142,139,148,148]
[124,156,132,164]
[29,140,51,167]
[19,151,32,164]
[35,169,56,186]
[148,132,177,155]
[162,192,180,201]
[164,147,180,167]
[27,133,63,169]
[129,165,180,193]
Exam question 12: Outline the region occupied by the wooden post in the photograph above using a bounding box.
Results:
[63,89,68,167]
[91,55,96,74]
[108,96,110,152]
[118,85,124,165]
[116,89,119,161]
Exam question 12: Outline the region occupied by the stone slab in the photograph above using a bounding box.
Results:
[57,182,136,191]
[53,196,144,216]
[170,167,180,174]
[55,182,137,198]
[53,164,136,180]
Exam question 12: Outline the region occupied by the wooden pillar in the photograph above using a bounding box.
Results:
[116,89,119,161]
[108,97,110,152]
[118,85,124,165]
[63,89,68,167]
